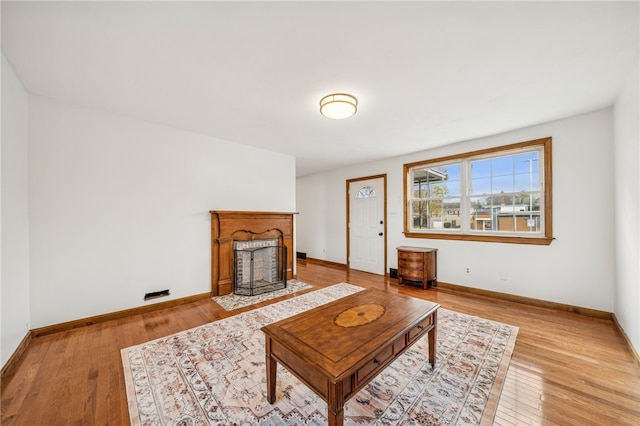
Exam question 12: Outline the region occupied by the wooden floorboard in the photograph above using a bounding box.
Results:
[2,260,639,425]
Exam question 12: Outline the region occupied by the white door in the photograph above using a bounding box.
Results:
[348,177,385,275]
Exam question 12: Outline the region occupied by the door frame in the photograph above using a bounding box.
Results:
[346,173,387,275]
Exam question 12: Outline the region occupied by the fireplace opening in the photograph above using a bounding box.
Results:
[233,239,287,296]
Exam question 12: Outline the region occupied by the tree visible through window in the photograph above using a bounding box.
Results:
[403,137,552,245]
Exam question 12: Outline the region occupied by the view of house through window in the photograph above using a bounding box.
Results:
[404,137,552,245]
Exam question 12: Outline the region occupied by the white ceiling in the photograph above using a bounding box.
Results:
[2,1,638,177]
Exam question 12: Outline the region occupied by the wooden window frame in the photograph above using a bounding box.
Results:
[403,137,553,245]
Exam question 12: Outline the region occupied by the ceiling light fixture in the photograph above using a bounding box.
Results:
[319,93,358,119]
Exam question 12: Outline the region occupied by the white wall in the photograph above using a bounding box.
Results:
[27,96,295,328]
[297,109,615,312]
[1,55,31,366]
[613,58,639,354]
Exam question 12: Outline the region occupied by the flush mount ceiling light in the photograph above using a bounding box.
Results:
[319,93,358,119]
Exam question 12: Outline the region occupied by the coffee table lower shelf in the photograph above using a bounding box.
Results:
[261,288,439,426]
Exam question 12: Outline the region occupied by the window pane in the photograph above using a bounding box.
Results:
[470,177,491,195]
[492,175,514,193]
[471,159,491,178]
[469,196,494,232]
[448,181,461,196]
[515,173,538,192]
[412,181,428,198]
[411,200,429,229]
[514,153,540,191]
[491,156,513,176]
[434,179,461,197]
[514,152,539,173]
[410,162,461,231]
[428,181,460,198]
[411,198,462,231]
[470,149,540,227]
[442,200,461,229]
[356,186,376,198]
[497,212,540,232]
[530,193,541,211]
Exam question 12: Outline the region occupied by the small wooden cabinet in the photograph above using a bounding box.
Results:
[396,246,438,289]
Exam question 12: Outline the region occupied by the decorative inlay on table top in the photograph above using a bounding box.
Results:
[333,303,386,328]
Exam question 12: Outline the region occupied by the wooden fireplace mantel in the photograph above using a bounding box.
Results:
[210,210,296,296]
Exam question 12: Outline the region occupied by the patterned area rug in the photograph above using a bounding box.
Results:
[212,279,312,311]
[122,283,518,425]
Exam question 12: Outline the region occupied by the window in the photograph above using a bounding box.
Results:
[356,186,376,198]
[403,137,552,245]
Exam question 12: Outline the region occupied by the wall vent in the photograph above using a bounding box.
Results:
[389,268,398,279]
[144,289,170,301]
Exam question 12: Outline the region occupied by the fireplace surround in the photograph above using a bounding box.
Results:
[210,211,295,296]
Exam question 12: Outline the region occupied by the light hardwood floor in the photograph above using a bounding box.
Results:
[2,260,639,425]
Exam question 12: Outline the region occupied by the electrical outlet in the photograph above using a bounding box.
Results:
[465,267,471,275]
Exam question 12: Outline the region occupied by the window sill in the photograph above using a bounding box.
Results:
[403,231,554,246]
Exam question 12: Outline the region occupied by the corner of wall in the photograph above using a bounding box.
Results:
[612,55,640,356]
[1,53,32,368]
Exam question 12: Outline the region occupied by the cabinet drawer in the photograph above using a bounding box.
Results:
[398,269,424,281]
[356,345,394,385]
[398,258,424,269]
[355,334,405,386]
[398,251,423,261]
[408,316,433,342]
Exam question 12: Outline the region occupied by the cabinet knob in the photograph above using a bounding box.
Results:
[378,232,383,236]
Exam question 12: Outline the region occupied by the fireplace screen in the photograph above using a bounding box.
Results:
[233,240,287,296]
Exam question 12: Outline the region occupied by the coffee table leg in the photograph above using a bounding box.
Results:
[265,336,276,404]
[327,381,345,426]
[429,312,437,368]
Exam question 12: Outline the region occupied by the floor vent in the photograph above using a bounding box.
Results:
[144,289,170,301]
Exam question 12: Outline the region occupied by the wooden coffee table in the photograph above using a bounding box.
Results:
[261,288,439,426]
